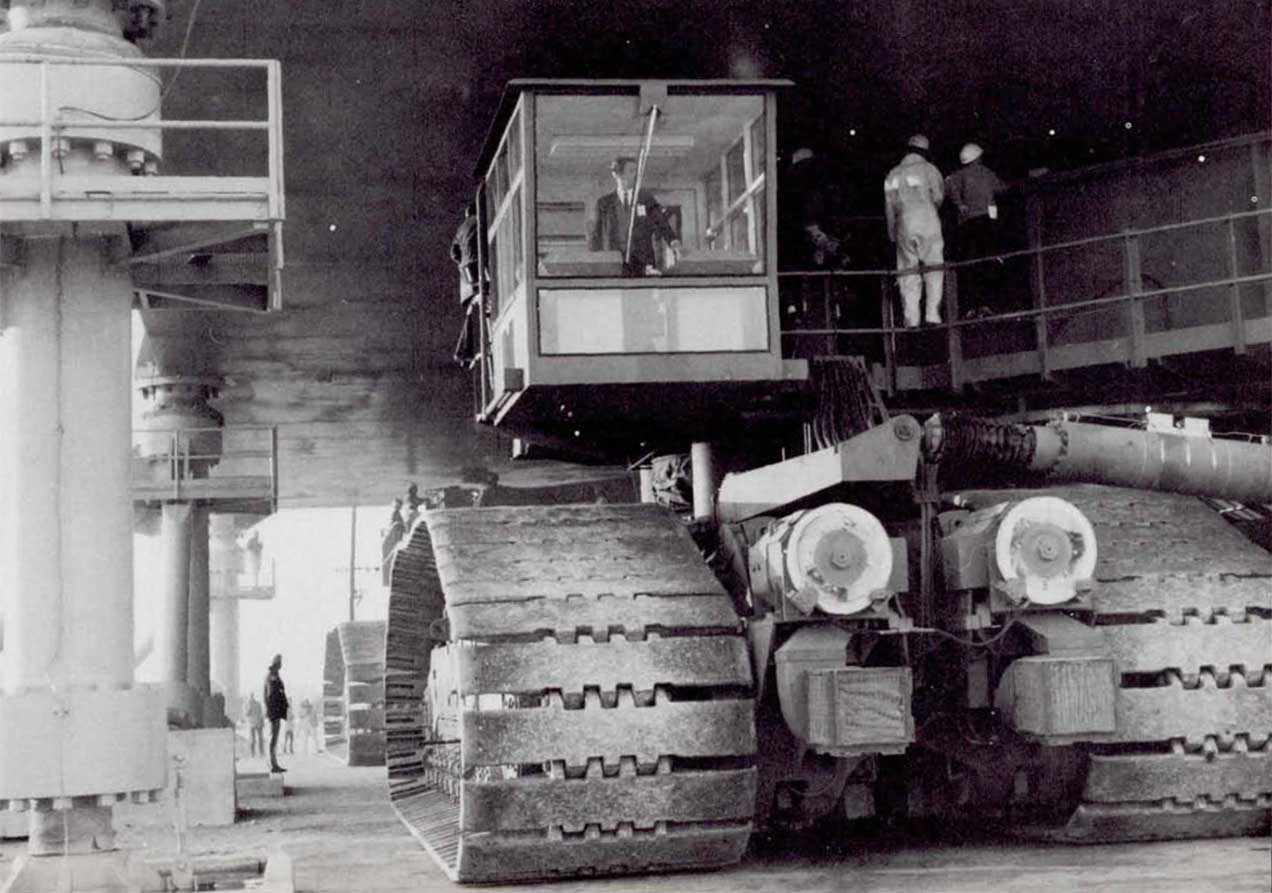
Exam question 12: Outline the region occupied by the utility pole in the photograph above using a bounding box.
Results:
[348,504,358,621]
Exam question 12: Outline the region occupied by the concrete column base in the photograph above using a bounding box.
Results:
[1,851,152,893]
[235,772,285,799]
[28,804,114,856]
[1,850,295,893]
[114,728,236,829]
[0,811,27,840]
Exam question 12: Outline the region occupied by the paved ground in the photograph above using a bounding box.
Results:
[2,753,1268,892]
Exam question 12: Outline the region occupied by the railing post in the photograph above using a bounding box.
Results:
[270,425,279,511]
[169,431,179,500]
[39,60,52,219]
[1252,141,1272,318]
[1228,216,1247,354]
[880,278,897,396]
[945,263,963,392]
[1025,196,1051,379]
[822,275,834,356]
[266,60,284,221]
[1122,232,1146,368]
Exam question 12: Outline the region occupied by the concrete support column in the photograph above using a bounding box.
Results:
[0,234,165,860]
[0,237,135,692]
[209,597,240,725]
[187,503,211,696]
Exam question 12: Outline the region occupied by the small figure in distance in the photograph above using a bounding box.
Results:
[944,142,1009,317]
[244,691,264,758]
[781,147,845,270]
[884,135,946,327]
[590,156,681,276]
[298,697,318,755]
[404,483,423,529]
[451,203,481,367]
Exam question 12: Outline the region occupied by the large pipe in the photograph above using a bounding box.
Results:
[154,500,193,719]
[210,597,240,725]
[930,415,1272,504]
[187,502,211,697]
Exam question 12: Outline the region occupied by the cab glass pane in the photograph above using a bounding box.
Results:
[539,286,769,354]
[535,93,767,277]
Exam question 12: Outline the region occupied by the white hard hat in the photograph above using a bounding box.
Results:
[960,142,984,165]
[907,134,930,151]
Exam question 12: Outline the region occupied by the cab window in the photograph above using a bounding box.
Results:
[534,93,767,278]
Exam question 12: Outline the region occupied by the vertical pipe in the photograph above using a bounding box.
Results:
[39,60,51,219]
[209,597,240,725]
[691,442,715,521]
[154,501,192,701]
[187,502,210,699]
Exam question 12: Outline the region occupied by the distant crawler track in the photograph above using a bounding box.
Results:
[384,504,757,884]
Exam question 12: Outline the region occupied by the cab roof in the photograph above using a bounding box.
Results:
[474,78,793,178]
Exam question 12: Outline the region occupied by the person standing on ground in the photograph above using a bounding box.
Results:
[244,692,265,757]
[284,702,296,755]
[884,135,946,327]
[298,698,317,754]
[264,653,289,772]
[944,142,1008,316]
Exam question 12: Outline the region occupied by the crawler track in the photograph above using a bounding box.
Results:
[384,505,756,884]
[976,486,1272,840]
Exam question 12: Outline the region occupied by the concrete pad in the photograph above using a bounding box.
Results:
[6,754,1266,893]
[116,727,236,830]
[1,811,27,840]
[236,772,285,799]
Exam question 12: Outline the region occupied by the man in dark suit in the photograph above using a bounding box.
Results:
[590,156,681,276]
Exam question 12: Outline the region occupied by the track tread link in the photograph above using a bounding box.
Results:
[384,504,757,884]
[962,485,1272,840]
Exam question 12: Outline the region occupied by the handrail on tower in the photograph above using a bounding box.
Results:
[0,54,286,311]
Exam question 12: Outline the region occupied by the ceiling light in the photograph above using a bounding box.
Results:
[549,135,696,158]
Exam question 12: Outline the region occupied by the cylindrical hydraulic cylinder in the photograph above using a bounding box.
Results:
[1032,421,1272,505]
[691,442,715,520]
[187,503,211,696]
[930,414,1272,505]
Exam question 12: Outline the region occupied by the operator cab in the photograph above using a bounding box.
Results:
[470,79,807,455]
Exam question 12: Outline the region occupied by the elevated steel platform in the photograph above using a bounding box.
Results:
[0,56,284,312]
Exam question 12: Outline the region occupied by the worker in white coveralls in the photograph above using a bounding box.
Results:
[884,134,946,327]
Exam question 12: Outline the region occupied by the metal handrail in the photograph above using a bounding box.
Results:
[779,205,1272,387]
[778,206,1272,281]
[132,425,278,503]
[0,55,284,221]
[782,270,1272,337]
